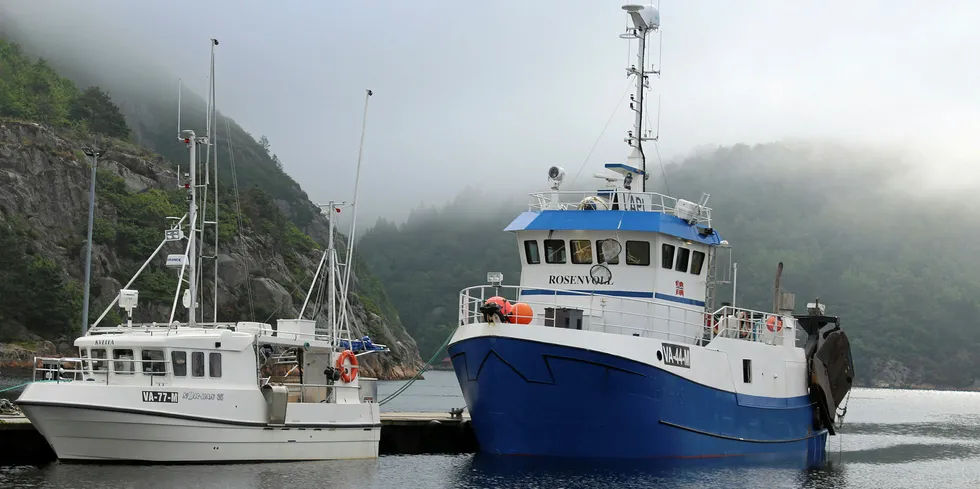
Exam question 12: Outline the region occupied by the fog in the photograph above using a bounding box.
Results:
[2,0,979,224]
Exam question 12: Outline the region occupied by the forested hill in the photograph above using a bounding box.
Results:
[358,142,980,389]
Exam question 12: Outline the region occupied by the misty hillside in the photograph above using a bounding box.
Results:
[0,37,423,377]
[359,142,980,389]
[0,13,319,229]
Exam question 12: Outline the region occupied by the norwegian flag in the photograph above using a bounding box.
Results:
[675,280,685,296]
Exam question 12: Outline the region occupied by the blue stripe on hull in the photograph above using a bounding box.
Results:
[448,336,827,464]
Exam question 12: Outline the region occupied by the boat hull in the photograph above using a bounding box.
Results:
[19,403,380,462]
[448,327,827,464]
[18,402,380,463]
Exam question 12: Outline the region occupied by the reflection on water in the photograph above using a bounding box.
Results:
[4,382,980,488]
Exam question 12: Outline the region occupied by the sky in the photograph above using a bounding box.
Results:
[3,0,979,224]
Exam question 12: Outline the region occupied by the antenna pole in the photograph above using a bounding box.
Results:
[177,78,182,136]
[80,146,106,335]
[210,38,220,324]
[634,28,647,192]
[622,4,660,193]
[181,130,199,328]
[327,201,336,347]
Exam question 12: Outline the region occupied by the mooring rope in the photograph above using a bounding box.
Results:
[0,380,61,394]
[379,326,457,406]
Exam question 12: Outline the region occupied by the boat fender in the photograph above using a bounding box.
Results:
[766,316,783,332]
[336,350,359,383]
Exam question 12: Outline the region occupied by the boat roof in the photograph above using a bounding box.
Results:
[76,323,335,351]
[505,210,722,246]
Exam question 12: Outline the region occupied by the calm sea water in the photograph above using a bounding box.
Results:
[3,370,980,488]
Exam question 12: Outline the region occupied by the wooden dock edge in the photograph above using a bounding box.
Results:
[0,412,478,465]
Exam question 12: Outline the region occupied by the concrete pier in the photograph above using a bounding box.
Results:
[0,412,478,465]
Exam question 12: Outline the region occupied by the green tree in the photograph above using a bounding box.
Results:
[69,86,130,138]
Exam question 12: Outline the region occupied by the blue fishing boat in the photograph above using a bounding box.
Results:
[446,3,854,463]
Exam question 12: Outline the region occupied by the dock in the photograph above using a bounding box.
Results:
[0,412,477,465]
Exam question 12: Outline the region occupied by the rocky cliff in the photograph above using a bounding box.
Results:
[0,120,423,379]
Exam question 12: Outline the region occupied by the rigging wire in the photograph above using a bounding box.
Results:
[224,116,255,321]
[337,90,373,342]
[568,76,636,189]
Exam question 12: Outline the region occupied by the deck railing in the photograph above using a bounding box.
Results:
[458,285,791,346]
[32,355,374,400]
[32,356,173,385]
[528,190,712,226]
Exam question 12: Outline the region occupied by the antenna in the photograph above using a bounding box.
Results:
[177,78,182,137]
[620,3,660,193]
[210,37,220,325]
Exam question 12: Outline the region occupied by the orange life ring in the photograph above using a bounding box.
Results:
[766,316,784,332]
[336,350,359,383]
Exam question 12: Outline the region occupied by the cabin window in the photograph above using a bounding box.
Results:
[596,239,620,264]
[742,359,752,383]
[141,349,166,375]
[209,353,223,378]
[570,240,592,264]
[113,349,135,375]
[89,348,107,372]
[691,251,706,275]
[661,244,675,269]
[675,247,690,273]
[625,241,650,266]
[524,240,541,264]
[172,351,187,377]
[544,239,566,264]
[191,351,205,378]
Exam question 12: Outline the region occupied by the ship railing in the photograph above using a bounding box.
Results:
[31,356,86,383]
[705,305,792,345]
[269,381,375,404]
[88,322,241,334]
[527,190,712,226]
[459,285,776,346]
[32,355,176,385]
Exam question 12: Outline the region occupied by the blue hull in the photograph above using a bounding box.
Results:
[448,336,828,464]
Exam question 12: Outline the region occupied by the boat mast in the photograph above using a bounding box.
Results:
[327,200,336,348]
[180,129,201,328]
[196,39,219,324]
[622,4,660,193]
[209,38,219,324]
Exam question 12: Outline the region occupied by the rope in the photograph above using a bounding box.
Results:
[0,380,58,394]
[837,389,852,464]
[224,117,255,322]
[378,326,458,406]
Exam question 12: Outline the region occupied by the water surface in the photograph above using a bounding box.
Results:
[3,370,980,488]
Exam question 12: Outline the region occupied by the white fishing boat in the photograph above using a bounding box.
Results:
[446,4,855,463]
[15,42,387,463]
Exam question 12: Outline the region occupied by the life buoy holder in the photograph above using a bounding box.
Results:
[336,350,359,383]
[766,316,784,333]
[737,312,751,338]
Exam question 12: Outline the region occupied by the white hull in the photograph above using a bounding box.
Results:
[21,404,380,462]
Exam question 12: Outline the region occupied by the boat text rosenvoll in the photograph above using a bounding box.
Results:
[446,4,855,463]
[15,43,387,463]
